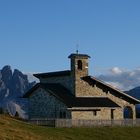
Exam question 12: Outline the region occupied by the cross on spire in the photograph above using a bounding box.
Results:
[76,44,79,54]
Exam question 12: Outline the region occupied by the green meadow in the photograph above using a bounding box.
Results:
[0,115,140,140]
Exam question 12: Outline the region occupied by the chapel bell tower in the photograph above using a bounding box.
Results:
[68,53,90,96]
[68,53,90,77]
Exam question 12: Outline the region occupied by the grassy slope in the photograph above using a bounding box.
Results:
[0,115,140,140]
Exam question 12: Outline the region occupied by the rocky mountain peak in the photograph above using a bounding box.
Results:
[1,65,12,84]
[0,65,36,118]
[0,65,36,102]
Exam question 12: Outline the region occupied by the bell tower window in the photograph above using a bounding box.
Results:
[78,60,82,70]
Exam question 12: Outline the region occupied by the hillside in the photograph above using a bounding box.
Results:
[1,115,140,140]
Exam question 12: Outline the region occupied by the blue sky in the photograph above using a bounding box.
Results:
[0,0,140,77]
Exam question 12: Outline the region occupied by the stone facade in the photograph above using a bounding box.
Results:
[68,54,136,120]
[107,91,136,119]
[29,87,71,119]
[71,108,115,120]
[70,77,136,120]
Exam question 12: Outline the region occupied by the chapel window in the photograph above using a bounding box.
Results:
[78,60,82,70]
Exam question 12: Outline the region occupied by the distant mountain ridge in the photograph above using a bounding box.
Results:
[0,65,36,118]
[126,86,140,100]
[125,87,140,118]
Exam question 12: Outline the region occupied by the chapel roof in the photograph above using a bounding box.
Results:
[68,53,90,59]
[27,73,140,105]
[34,70,71,78]
[24,83,120,108]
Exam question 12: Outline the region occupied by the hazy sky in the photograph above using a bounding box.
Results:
[0,0,140,76]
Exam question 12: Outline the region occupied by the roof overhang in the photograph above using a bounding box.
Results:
[68,53,90,59]
[33,70,71,78]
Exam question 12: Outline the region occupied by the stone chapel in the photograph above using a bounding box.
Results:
[24,53,140,120]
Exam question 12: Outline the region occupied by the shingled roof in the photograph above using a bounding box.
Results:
[82,76,140,104]
[24,83,120,108]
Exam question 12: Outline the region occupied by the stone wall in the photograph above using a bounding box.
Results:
[107,91,136,119]
[29,87,71,119]
[71,108,112,120]
[73,78,136,120]
[75,79,106,97]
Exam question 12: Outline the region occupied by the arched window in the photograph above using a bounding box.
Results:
[78,60,82,70]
